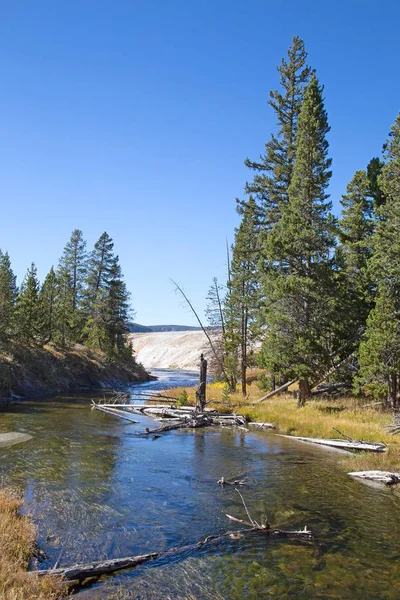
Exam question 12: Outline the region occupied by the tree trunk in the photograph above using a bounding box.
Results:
[271,375,276,391]
[297,379,311,408]
[391,374,398,407]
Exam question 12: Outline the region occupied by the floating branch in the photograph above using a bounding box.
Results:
[217,477,247,486]
[91,402,139,423]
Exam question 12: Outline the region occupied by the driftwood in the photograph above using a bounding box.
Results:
[247,422,276,429]
[33,525,310,581]
[348,471,400,485]
[252,379,298,404]
[91,402,139,423]
[217,477,246,486]
[279,434,386,452]
[33,492,311,581]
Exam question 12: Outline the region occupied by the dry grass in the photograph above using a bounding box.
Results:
[0,488,64,600]
[161,380,400,472]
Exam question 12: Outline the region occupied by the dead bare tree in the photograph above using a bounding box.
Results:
[171,279,230,384]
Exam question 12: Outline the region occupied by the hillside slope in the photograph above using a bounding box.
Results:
[129,330,213,370]
[0,341,150,402]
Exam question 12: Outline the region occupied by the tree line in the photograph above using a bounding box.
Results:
[0,230,132,358]
[207,36,400,405]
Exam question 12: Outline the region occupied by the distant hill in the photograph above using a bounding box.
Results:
[128,323,202,333]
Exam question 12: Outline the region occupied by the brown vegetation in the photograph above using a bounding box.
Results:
[0,488,63,599]
[0,339,150,403]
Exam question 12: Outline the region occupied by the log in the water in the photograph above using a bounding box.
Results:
[33,523,312,581]
[348,471,400,485]
[279,435,386,452]
[91,403,139,423]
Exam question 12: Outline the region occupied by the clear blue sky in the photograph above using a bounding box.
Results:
[0,1,399,325]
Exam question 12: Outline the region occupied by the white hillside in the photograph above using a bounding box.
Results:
[128,330,213,370]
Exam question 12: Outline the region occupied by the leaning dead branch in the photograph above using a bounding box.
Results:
[171,279,230,384]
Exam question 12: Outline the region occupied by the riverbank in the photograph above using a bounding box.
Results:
[164,381,400,472]
[0,340,151,403]
[0,488,63,599]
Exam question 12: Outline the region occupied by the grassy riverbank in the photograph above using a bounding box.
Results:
[165,381,400,472]
[0,488,63,599]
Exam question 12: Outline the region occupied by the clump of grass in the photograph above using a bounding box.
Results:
[0,487,64,599]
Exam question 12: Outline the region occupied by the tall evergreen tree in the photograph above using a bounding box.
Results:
[83,233,131,355]
[53,269,75,348]
[367,157,386,210]
[245,36,311,226]
[358,113,400,403]
[84,232,117,306]
[14,263,41,345]
[103,261,131,355]
[0,250,18,338]
[225,196,263,395]
[38,266,58,344]
[261,74,336,403]
[337,169,375,338]
[57,229,88,341]
[58,229,88,310]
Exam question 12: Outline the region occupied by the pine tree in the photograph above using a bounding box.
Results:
[83,233,132,355]
[367,157,386,210]
[38,267,58,344]
[245,36,311,227]
[357,288,400,403]
[226,196,263,395]
[103,261,131,355]
[337,169,375,337]
[14,263,41,345]
[0,250,18,338]
[358,113,400,403]
[58,229,88,310]
[261,74,336,403]
[52,269,75,348]
[57,229,88,341]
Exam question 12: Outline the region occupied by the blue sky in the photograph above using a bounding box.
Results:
[0,0,399,325]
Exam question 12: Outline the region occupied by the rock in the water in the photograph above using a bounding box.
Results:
[0,432,33,448]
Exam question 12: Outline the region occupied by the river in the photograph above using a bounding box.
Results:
[1,369,400,599]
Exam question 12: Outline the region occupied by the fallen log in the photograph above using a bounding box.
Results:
[252,379,298,404]
[247,422,276,429]
[279,434,386,452]
[348,471,400,485]
[91,403,139,423]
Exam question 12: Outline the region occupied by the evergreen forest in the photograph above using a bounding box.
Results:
[209,36,400,405]
[0,230,132,358]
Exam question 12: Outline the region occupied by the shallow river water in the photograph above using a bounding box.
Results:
[1,369,400,599]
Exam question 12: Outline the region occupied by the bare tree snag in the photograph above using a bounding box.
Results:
[195,353,208,412]
[171,279,230,384]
